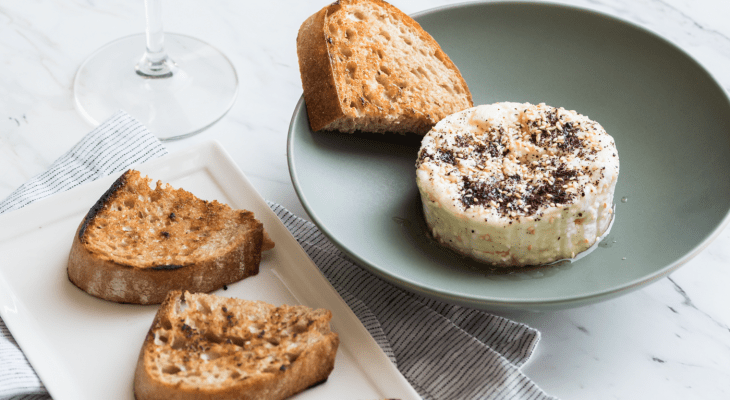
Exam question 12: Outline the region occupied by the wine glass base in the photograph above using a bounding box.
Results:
[74,33,238,141]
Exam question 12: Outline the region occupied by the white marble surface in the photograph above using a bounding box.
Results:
[1,0,729,398]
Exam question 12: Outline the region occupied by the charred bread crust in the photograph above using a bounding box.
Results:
[78,169,131,240]
[149,264,185,271]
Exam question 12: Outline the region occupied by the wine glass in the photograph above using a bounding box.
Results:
[73,0,238,141]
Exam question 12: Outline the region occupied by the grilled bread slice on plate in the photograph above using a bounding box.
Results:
[134,290,339,400]
[297,0,473,134]
[67,169,275,305]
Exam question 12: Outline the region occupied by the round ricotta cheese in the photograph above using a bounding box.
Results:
[415,102,619,267]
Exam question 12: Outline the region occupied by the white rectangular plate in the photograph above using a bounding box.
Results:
[0,141,419,400]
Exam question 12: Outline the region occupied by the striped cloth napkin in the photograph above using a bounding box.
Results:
[0,111,555,400]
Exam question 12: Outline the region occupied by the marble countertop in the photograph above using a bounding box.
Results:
[1,0,729,398]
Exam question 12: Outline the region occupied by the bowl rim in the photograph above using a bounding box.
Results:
[287,0,730,309]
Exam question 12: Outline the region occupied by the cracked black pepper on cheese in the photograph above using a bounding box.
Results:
[415,102,619,266]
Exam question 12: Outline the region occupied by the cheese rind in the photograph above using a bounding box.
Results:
[415,102,619,266]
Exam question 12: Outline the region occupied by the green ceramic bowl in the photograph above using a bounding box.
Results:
[287,1,730,310]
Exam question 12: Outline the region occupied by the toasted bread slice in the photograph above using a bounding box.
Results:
[297,0,473,134]
[67,170,275,305]
[134,291,339,400]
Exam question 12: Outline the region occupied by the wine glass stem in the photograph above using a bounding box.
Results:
[136,0,174,78]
